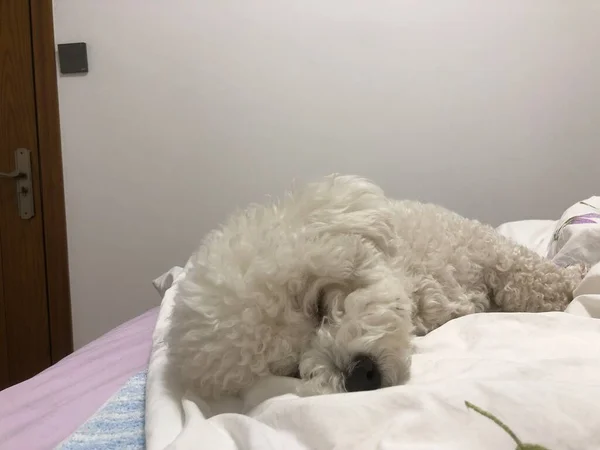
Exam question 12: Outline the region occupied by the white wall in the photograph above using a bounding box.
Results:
[54,0,600,348]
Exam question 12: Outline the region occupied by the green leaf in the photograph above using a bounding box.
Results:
[519,445,550,450]
[465,402,552,450]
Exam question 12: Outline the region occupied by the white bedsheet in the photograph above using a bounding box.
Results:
[146,200,600,450]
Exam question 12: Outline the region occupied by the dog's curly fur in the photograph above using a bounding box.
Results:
[166,175,584,399]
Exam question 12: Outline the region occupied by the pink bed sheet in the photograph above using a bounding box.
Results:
[0,307,158,450]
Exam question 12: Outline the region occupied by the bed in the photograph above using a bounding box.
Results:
[1,197,599,450]
[0,307,157,449]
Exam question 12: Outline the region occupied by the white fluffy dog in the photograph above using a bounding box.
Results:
[167,175,583,399]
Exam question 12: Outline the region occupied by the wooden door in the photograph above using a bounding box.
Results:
[0,0,72,390]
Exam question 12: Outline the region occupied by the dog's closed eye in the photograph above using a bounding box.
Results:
[316,289,327,321]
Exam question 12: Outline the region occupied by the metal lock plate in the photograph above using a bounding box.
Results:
[0,149,35,219]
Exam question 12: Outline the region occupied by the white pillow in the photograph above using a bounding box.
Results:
[496,220,556,257]
[497,197,600,269]
[548,197,600,268]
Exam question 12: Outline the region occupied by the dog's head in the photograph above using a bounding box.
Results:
[167,175,413,399]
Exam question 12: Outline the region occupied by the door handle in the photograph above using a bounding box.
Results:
[0,168,24,178]
[0,149,35,219]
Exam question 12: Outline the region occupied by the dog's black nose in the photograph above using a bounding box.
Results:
[344,355,382,392]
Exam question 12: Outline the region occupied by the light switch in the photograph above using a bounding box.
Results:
[57,42,88,75]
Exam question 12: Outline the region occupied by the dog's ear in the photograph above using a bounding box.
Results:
[316,207,396,254]
[283,174,396,254]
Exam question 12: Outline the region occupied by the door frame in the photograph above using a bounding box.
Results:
[30,0,73,362]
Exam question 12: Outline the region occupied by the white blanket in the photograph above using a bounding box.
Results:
[146,199,600,450]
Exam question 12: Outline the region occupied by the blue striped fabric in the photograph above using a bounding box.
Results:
[57,370,146,450]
